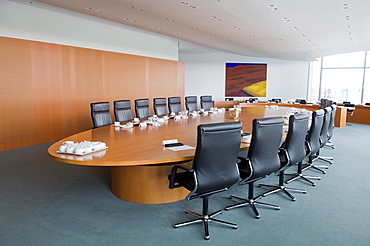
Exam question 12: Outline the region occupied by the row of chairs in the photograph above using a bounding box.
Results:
[168,105,336,240]
[90,95,214,128]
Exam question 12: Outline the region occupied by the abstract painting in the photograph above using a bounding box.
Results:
[225,63,267,97]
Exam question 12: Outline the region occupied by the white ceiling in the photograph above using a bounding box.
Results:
[31,0,370,61]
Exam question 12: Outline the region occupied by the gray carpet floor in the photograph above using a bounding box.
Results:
[1,123,370,246]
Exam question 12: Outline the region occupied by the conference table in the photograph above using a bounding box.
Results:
[48,106,295,204]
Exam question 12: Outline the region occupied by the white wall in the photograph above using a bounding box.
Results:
[180,51,310,102]
[2,0,310,102]
[0,0,178,60]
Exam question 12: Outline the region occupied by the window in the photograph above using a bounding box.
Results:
[321,68,363,104]
[363,68,370,104]
[309,51,369,104]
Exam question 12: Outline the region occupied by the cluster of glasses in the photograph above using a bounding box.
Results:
[265,104,279,109]
[58,140,107,155]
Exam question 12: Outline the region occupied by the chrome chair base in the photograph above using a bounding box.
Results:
[285,173,321,186]
[284,161,322,186]
[257,170,307,201]
[325,142,335,149]
[302,161,328,174]
[317,156,334,164]
[225,195,280,219]
[173,209,237,240]
[257,184,306,201]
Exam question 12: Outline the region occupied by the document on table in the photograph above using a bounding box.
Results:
[166,145,195,151]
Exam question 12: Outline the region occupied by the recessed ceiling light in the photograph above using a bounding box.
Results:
[165,18,175,22]
[292,27,299,31]
[96,10,101,13]
[281,17,290,22]
[181,1,188,5]
[344,15,350,20]
[86,7,92,10]
[189,6,196,9]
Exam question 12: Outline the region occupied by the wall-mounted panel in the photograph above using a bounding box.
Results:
[0,37,184,151]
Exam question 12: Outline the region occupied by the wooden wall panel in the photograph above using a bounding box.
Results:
[102,52,149,115]
[0,38,35,149]
[0,37,184,151]
[31,42,66,142]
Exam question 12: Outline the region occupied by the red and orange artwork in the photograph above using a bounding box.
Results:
[225,63,267,97]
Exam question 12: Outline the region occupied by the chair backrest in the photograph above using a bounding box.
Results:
[365,103,370,106]
[90,102,113,128]
[185,96,199,111]
[271,98,281,103]
[247,117,284,180]
[192,122,242,194]
[320,106,332,146]
[153,98,168,116]
[282,114,310,166]
[168,97,182,114]
[135,99,151,119]
[200,95,213,110]
[295,99,306,104]
[306,109,325,155]
[113,100,133,122]
[327,104,336,140]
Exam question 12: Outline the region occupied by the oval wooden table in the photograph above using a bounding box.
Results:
[48,106,292,204]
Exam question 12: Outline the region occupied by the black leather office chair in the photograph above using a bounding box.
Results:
[270,98,281,103]
[185,96,199,111]
[225,98,234,101]
[247,98,258,103]
[326,104,336,149]
[365,103,370,106]
[225,117,284,219]
[153,98,168,116]
[314,106,333,165]
[343,103,355,126]
[90,102,112,128]
[257,114,309,201]
[343,103,355,115]
[135,98,151,119]
[168,97,182,114]
[295,99,307,104]
[169,122,242,240]
[286,110,325,186]
[113,100,133,122]
[200,95,213,110]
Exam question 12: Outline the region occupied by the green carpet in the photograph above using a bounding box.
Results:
[1,123,369,246]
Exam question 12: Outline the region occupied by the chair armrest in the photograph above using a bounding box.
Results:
[237,156,253,184]
[168,164,194,189]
